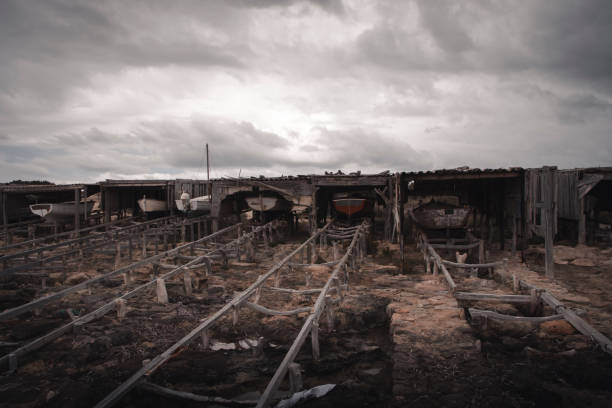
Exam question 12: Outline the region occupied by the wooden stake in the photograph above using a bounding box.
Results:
[115,298,127,320]
[184,270,192,296]
[201,329,210,349]
[289,363,303,393]
[156,278,168,304]
[311,320,320,360]
[232,305,239,326]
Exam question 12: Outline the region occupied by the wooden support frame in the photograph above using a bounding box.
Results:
[92,220,332,408]
[256,221,368,408]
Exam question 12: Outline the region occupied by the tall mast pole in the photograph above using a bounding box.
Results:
[206,143,211,195]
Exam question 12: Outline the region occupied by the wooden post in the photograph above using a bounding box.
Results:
[232,305,239,326]
[128,236,133,260]
[115,298,127,320]
[306,242,312,264]
[542,166,555,279]
[478,240,484,264]
[74,188,80,237]
[114,241,121,270]
[201,329,210,349]
[2,192,8,248]
[511,215,517,257]
[288,363,303,394]
[578,196,586,245]
[311,320,320,360]
[8,353,17,373]
[398,173,406,273]
[103,187,111,227]
[184,270,192,296]
[141,232,147,258]
[310,181,317,234]
[332,241,338,260]
[156,278,168,304]
[82,186,88,226]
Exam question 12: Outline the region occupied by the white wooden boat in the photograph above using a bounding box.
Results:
[138,196,168,213]
[175,194,211,213]
[30,201,94,221]
[245,196,293,212]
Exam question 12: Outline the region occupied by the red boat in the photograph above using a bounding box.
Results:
[332,198,373,218]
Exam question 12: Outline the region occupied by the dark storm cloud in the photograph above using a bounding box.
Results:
[355,1,612,91]
[0,0,246,116]
[1,0,611,183]
[310,127,433,171]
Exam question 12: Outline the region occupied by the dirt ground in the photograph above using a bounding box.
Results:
[1,226,611,407]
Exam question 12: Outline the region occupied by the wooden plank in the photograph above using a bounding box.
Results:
[518,279,612,355]
[542,166,555,278]
[455,291,533,305]
[139,382,256,405]
[244,302,311,316]
[468,308,585,323]
[441,259,504,269]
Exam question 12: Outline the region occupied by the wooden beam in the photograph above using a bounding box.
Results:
[139,382,256,406]
[518,279,612,355]
[244,302,311,316]
[455,291,532,305]
[542,166,555,278]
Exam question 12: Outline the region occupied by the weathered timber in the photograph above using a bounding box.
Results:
[455,292,533,305]
[518,279,612,355]
[441,259,505,269]
[256,221,367,408]
[244,302,311,316]
[93,220,330,408]
[1,221,278,370]
[139,382,257,406]
[0,223,241,321]
[468,308,586,323]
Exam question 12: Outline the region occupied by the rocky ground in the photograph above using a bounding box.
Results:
[1,227,611,408]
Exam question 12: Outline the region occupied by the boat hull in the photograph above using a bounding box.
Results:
[246,196,293,212]
[138,198,168,213]
[332,198,373,218]
[30,202,94,221]
[412,206,472,229]
[175,196,211,213]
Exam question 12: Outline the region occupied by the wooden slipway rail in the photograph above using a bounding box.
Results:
[1,215,209,275]
[1,215,139,253]
[1,220,280,372]
[256,220,369,408]
[417,229,612,356]
[0,221,236,321]
[94,220,334,408]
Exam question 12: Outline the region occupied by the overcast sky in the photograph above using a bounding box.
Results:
[1,0,611,183]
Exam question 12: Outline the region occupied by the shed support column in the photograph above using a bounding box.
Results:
[543,166,555,279]
[310,178,317,234]
[578,196,586,245]
[511,215,517,257]
[103,187,111,227]
[82,186,88,226]
[74,188,80,237]
[2,192,8,247]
